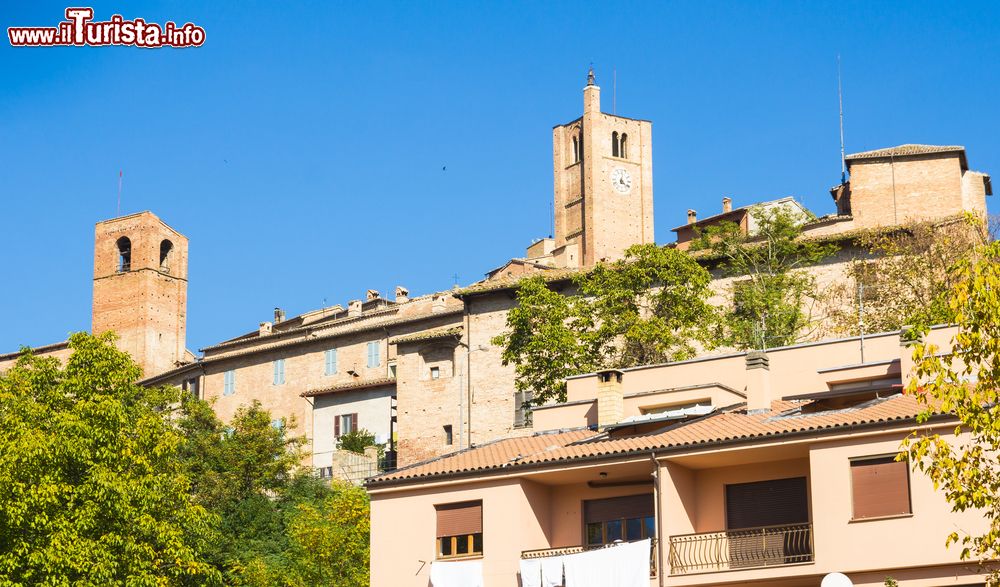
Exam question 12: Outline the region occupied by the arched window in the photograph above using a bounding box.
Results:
[620,133,628,159]
[159,239,173,272]
[612,131,620,157]
[572,136,579,163]
[116,237,131,272]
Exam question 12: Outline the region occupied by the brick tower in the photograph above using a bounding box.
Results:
[550,67,655,268]
[92,211,188,377]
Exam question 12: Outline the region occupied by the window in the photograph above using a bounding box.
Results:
[572,136,580,163]
[223,370,235,396]
[513,390,533,428]
[436,501,483,559]
[116,237,131,272]
[367,341,380,368]
[182,377,200,399]
[851,456,911,519]
[612,131,620,157]
[388,361,397,378]
[159,239,173,271]
[444,425,453,445]
[620,133,628,158]
[725,477,809,529]
[335,413,357,438]
[430,366,440,380]
[324,349,337,376]
[584,494,654,546]
[273,359,285,385]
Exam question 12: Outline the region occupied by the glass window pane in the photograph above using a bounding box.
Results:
[472,533,483,554]
[644,516,655,539]
[625,517,643,541]
[606,519,623,542]
[440,537,452,556]
[586,522,603,545]
[456,534,469,555]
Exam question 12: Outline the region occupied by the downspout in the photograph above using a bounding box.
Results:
[464,297,473,449]
[651,452,665,587]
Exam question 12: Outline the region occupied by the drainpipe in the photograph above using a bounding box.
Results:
[651,452,665,587]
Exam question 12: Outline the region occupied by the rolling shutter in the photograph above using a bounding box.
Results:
[436,501,482,538]
[725,477,808,529]
[335,415,340,438]
[851,457,911,519]
[583,494,654,524]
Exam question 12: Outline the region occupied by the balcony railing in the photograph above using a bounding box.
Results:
[668,523,812,575]
[522,538,658,577]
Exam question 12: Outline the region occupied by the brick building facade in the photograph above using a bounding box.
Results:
[2,70,992,474]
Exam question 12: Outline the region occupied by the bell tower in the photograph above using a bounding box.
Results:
[551,67,654,268]
[92,211,188,377]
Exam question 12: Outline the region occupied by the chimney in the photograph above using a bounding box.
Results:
[259,321,273,337]
[596,369,624,429]
[273,307,285,324]
[348,299,362,317]
[432,293,446,313]
[745,351,772,412]
[687,209,697,224]
[722,197,732,213]
[366,289,380,301]
[395,285,410,303]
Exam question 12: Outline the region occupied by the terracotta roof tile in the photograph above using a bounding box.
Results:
[369,394,931,487]
[389,326,463,345]
[845,144,966,165]
[300,376,396,398]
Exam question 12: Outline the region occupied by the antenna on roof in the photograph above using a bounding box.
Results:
[613,68,617,115]
[838,55,847,184]
[117,170,123,216]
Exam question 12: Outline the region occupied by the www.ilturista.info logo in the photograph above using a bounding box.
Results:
[8,8,205,48]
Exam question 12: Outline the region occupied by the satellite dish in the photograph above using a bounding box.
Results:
[821,573,853,587]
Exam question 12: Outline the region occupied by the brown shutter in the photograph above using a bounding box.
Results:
[583,494,654,524]
[436,501,482,538]
[351,413,358,433]
[851,457,911,519]
[725,477,809,529]
[335,415,340,438]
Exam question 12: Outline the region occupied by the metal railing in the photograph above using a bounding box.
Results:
[521,538,658,577]
[668,523,812,575]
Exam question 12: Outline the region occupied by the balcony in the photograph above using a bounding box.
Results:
[668,523,812,575]
[522,538,658,577]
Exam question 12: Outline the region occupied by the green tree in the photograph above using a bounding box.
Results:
[337,428,383,457]
[825,216,987,337]
[494,243,714,404]
[902,239,1000,578]
[170,395,310,582]
[691,206,835,349]
[0,332,222,585]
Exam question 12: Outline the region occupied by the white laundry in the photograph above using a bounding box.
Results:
[562,539,650,587]
[518,557,542,587]
[429,558,484,587]
[540,555,565,587]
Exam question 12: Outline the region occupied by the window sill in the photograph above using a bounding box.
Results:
[849,513,913,524]
[435,554,483,562]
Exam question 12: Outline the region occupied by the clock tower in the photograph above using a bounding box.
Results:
[550,68,654,268]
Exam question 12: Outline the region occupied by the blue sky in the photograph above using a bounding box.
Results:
[1,1,997,353]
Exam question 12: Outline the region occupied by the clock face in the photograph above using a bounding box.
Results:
[610,167,632,194]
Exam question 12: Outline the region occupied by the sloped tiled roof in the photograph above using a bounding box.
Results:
[390,326,463,345]
[300,376,396,398]
[368,394,932,487]
[846,144,966,168]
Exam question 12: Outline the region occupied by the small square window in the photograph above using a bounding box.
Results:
[431,366,440,380]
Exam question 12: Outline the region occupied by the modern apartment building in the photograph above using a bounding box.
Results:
[367,326,989,587]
